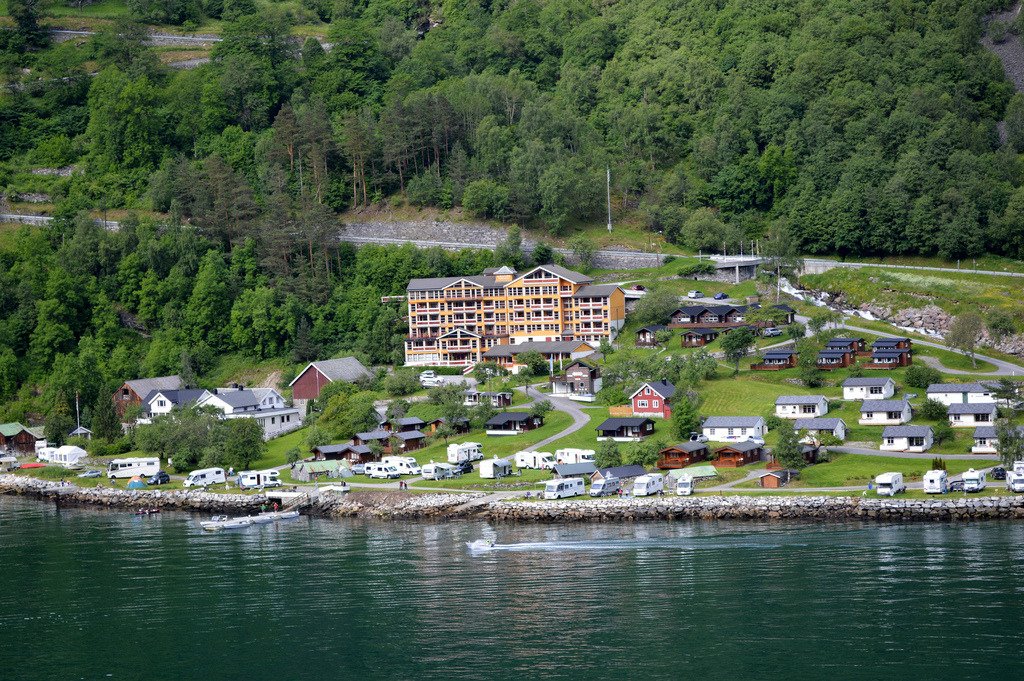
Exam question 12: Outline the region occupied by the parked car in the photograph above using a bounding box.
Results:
[78,469,102,478]
[351,463,365,475]
[713,292,728,300]
[687,290,704,299]
[452,460,474,476]
[991,466,1007,481]
[147,470,170,485]
[689,432,709,443]
[762,327,782,337]
[948,480,965,492]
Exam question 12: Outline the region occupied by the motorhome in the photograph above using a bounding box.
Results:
[422,462,454,480]
[365,463,400,479]
[555,448,596,465]
[514,450,556,470]
[1007,471,1024,493]
[237,469,281,489]
[1014,461,1024,476]
[874,472,905,496]
[632,473,665,497]
[107,457,160,480]
[183,467,226,488]
[922,470,948,494]
[447,442,483,464]
[589,475,620,497]
[675,474,694,496]
[543,478,585,500]
[962,468,986,493]
[382,456,422,476]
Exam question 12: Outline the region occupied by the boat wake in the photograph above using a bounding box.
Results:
[466,537,800,555]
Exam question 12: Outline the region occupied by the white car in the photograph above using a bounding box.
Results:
[687,290,704,299]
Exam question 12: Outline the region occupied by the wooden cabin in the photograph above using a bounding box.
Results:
[825,337,868,356]
[657,442,710,469]
[816,349,855,369]
[635,325,667,347]
[714,441,764,467]
[681,328,719,348]
[752,349,797,371]
[863,348,912,369]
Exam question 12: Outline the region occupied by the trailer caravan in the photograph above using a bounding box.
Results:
[514,451,556,470]
[962,468,986,493]
[922,470,948,494]
[237,469,282,489]
[183,467,226,488]
[422,462,454,480]
[555,448,596,465]
[479,457,512,479]
[107,457,160,480]
[675,474,694,496]
[874,472,905,496]
[447,442,483,464]
[544,478,585,499]
[589,475,620,497]
[632,473,664,497]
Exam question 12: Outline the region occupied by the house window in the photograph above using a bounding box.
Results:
[885,437,895,445]
[952,414,961,421]
[909,437,924,447]
[638,400,648,408]
[978,438,988,446]
[652,400,660,408]
[727,428,735,436]
[801,405,815,414]
[870,387,882,395]
[887,412,901,420]
[864,412,874,419]
[157,400,166,408]
[740,428,748,435]
[709,429,716,435]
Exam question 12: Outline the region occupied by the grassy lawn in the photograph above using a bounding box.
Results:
[788,453,984,488]
[251,427,309,470]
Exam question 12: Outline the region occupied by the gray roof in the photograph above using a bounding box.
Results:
[842,377,894,387]
[573,284,621,299]
[818,349,850,358]
[926,382,989,394]
[125,375,183,397]
[483,341,594,358]
[146,388,209,408]
[516,263,592,284]
[872,349,910,358]
[393,417,425,427]
[553,462,598,476]
[355,430,390,441]
[313,443,371,455]
[872,337,910,347]
[775,395,827,406]
[407,274,498,291]
[762,349,796,358]
[636,380,676,399]
[975,425,1024,439]
[213,389,261,408]
[882,425,932,438]
[297,357,372,384]
[596,465,647,479]
[717,440,761,452]
[825,337,863,347]
[794,418,846,431]
[682,327,719,336]
[702,416,764,428]
[596,417,654,431]
[485,412,533,426]
[947,403,998,415]
[638,325,667,333]
[860,400,908,413]
[394,430,426,441]
[664,441,709,453]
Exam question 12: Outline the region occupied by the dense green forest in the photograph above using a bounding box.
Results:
[2,0,1024,260]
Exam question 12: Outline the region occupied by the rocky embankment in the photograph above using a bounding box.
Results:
[6,476,1024,521]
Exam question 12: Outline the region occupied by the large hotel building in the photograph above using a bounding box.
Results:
[403,264,626,367]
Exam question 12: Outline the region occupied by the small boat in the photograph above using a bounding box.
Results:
[134,508,160,516]
[261,510,300,521]
[249,514,274,525]
[200,515,253,531]
[466,539,496,552]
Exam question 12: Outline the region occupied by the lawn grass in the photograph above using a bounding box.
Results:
[789,453,983,488]
[250,427,309,470]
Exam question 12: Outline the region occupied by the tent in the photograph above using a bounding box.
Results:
[127,475,146,489]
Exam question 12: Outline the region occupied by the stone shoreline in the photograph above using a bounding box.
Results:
[5,475,1024,522]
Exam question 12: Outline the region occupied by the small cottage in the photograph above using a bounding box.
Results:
[657,442,710,469]
[595,417,655,441]
[880,425,933,453]
[464,390,514,408]
[752,349,797,371]
[681,328,719,348]
[774,395,829,419]
[926,383,996,406]
[0,423,38,454]
[312,443,374,463]
[864,348,912,368]
[859,399,912,425]
[871,337,912,351]
[484,412,542,435]
[714,441,764,467]
[825,337,868,355]
[842,377,896,401]
[292,460,343,482]
[550,361,602,402]
[793,417,847,441]
[630,380,675,419]
[701,416,766,443]
[635,325,668,347]
[759,469,799,488]
[816,349,854,369]
[947,402,998,427]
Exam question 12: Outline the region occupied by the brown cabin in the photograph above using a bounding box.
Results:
[0,423,36,454]
[312,443,374,463]
[816,349,855,369]
[863,349,912,369]
[657,442,710,469]
[825,337,868,356]
[636,325,667,348]
[714,441,764,467]
[752,349,797,371]
[681,328,719,348]
[759,469,799,488]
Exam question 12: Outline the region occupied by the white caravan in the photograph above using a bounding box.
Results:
[107,457,160,480]
[589,475,621,497]
[962,468,986,493]
[365,463,400,479]
[675,474,694,496]
[555,448,595,465]
[514,451,556,470]
[447,442,483,464]
[237,469,282,489]
[874,472,905,496]
[421,462,455,480]
[183,467,226,488]
[1007,471,1024,493]
[632,473,664,497]
[543,478,585,500]
[922,470,948,494]
[382,456,422,476]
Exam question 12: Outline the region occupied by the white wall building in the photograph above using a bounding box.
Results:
[926,382,996,406]
[880,425,933,453]
[701,417,766,443]
[842,377,896,401]
[774,395,829,419]
[196,388,303,439]
[947,403,998,428]
[859,400,912,426]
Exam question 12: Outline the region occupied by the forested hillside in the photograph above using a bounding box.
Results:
[2,0,1023,260]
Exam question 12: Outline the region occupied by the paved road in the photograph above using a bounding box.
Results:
[803,258,1024,279]
[524,387,593,450]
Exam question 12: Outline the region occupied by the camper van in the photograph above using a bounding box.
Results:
[555,448,596,465]
[237,469,282,489]
[922,470,948,494]
[422,462,454,480]
[675,474,694,496]
[1014,461,1024,476]
[107,457,160,480]
[183,467,227,488]
[514,450,556,470]
[544,478,585,500]
[874,472,905,496]
[1007,471,1024,493]
[632,473,665,497]
[382,456,422,476]
[447,442,483,464]
[365,463,400,479]
[589,475,620,497]
[962,468,986,493]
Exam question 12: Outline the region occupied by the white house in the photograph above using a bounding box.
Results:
[774,395,829,419]
[701,417,766,443]
[973,425,1024,454]
[947,402,998,428]
[926,382,996,406]
[196,388,303,439]
[842,377,895,401]
[793,418,847,441]
[880,425,933,453]
[859,399,912,426]
[142,388,212,422]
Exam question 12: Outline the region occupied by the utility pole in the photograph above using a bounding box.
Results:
[75,392,81,432]
[606,167,612,233]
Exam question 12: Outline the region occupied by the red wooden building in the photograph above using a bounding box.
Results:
[681,328,719,347]
[289,357,372,401]
[631,381,676,419]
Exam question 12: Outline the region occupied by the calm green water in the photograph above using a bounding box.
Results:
[3,498,1024,680]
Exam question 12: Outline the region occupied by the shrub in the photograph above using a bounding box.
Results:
[930,457,947,471]
[990,19,1009,44]
[919,398,948,421]
[463,179,510,219]
[785,323,806,341]
[764,414,786,431]
[597,386,627,406]
[905,365,941,389]
[932,422,954,445]
[383,369,421,396]
[406,169,444,206]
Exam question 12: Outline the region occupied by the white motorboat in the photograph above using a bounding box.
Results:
[466,539,496,553]
[249,514,274,525]
[200,515,253,531]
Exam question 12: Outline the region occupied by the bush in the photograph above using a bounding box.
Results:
[919,398,948,421]
[785,323,806,341]
[905,365,942,389]
[676,261,717,277]
[463,179,510,219]
[990,19,1009,44]
[932,422,954,445]
[406,169,444,207]
[597,386,627,406]
[764,414,786,431]
[383,369,421,396]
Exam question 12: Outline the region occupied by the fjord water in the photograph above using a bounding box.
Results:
[4,499,1024,680]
